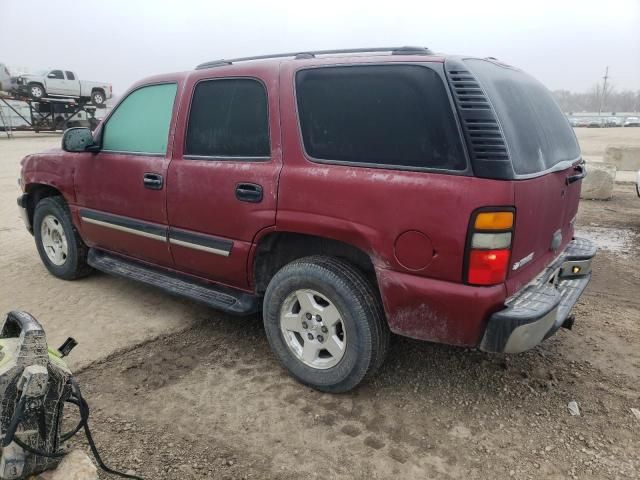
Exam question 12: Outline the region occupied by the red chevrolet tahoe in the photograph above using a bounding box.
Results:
[17,47,596,392]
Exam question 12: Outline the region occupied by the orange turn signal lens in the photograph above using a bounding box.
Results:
[474,211,514,230]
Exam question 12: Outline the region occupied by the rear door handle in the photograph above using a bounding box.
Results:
[235,183,263,203]
[143,173,163,190]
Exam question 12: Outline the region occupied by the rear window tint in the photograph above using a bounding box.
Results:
[295,65,466,170]
[185,79,270,158]
[465,59,580,175]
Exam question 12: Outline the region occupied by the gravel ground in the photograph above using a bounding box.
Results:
[1,131,638,479]
[66,184,639,480]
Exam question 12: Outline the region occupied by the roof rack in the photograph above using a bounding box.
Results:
[195,46,433,70]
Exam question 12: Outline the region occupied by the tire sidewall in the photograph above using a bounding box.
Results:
[263,263,373,391]
[30,84,44,99]
[91,91,105,106]
[34,198,81,279]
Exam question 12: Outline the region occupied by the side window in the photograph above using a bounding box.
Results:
[185,78,269,158]
[65,71,76,80]
[49,70,64,79]
[102,83,177,154]
[295,65,466,170]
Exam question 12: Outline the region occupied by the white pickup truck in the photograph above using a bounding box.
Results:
[15,69,112,107]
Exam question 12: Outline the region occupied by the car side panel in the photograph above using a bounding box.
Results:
[277,60,513,345]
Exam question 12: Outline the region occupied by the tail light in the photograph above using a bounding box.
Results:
[465,208,515,285]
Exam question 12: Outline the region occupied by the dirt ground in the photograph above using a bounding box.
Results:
[0,130,639,479]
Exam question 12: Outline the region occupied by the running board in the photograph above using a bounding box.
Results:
[87,249,259,315]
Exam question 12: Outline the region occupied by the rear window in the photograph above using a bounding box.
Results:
[295,65,466,171]
[465,59,580,175]
[185,78,270,158]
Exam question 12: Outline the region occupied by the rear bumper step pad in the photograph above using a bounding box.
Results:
[480,237,596,353]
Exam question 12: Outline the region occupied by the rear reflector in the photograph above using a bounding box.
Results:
[468,249,511,285]
[474,211,514,230]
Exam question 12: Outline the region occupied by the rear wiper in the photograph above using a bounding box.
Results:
[566,162,587,185]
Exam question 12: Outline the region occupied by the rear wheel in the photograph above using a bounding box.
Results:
[34,196,92,280]
[263,256,389,393]
[91,90,105,107]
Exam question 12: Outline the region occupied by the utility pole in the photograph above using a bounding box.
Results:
[598,66,609,117]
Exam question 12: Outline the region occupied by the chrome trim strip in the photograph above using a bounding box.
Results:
[81,216,166,241]
[169,238,230,256]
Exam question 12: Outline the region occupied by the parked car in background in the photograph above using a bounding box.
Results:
[624,116,640,127]
[605,117,622,127]
[17,48,595,392]
[15,69,112,106]
[587,118,604,128]
[574,118,589,127]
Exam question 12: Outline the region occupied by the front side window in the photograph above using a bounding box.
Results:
[49,70,64,79]
[295,65,466,170]
[65,71,76,80]
[185,78,270,158]
[102,83,177,154]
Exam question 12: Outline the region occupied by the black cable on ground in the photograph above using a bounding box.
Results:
[2,377,144,480]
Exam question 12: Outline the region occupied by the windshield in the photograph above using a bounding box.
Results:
[465,59,580,176]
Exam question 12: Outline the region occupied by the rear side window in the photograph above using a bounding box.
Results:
[102,83,177,154]
[295,65,466,170]
[65,71,75,80]
[185,79,270,158]
[465,59,580,175]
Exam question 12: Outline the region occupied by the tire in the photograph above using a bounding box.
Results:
[263,256,389,393]
[33,196,92,280]
[91,90,105,107]
[29,83,45,100]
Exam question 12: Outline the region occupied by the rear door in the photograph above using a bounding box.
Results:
[74,82,179,267]
[166,68,281,289]
[463,59,583,295]
[64,71,81,96]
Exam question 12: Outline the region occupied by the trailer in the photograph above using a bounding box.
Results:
[0,92,101,137]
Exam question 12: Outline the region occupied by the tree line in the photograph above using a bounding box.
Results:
[552,86,640,114]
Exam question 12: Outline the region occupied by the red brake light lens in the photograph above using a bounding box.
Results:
[468,249,510,285]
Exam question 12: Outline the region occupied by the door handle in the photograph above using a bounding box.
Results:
[143,173,163,190]
[235,183,263,203]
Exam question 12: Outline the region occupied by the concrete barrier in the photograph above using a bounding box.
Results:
[604,145,640,171]
[581,162,616,200]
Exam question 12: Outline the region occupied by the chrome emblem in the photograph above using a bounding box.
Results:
[512,252,534,271]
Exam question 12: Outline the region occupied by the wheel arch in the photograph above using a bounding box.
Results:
[251,231,379,296]
[24,183,64,227]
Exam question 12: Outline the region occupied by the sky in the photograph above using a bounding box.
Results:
[1,0,639,95]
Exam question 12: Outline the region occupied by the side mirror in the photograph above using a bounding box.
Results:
[47,73,56,78]
[62,127,96,152]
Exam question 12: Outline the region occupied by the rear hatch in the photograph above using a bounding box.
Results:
[460,58,583,296]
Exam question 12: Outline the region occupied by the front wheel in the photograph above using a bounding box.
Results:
[29,83,45,100]
[263,256,389,393]
[33,196,92,280]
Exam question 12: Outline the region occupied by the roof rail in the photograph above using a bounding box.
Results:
[195,46,433,70]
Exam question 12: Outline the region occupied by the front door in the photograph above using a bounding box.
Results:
[44,70,67,96]
[166,72,282,290]
[74,82,179,267]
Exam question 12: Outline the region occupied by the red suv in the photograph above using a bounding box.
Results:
[17,47,595,392]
